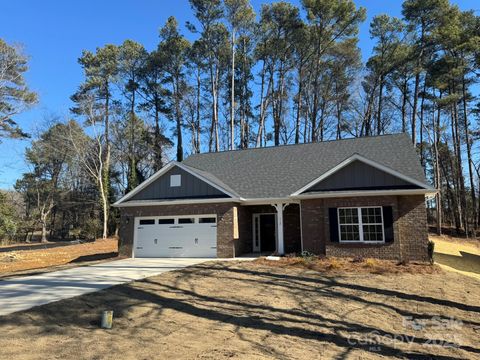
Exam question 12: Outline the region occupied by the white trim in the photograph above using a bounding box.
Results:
[292,188,436,200]
[299,201,304,253]
[116,189,434,208]
[273,203,286,255]
[290,154,435,196]
[337,206,385,244]
[114,198,240,208]
[114,161,238,205]
[242,198,300,205]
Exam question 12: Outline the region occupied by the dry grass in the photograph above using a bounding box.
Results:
[0,238,119,276]
[254,255,441,275]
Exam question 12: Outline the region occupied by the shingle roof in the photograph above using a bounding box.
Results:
[182,133,430,199]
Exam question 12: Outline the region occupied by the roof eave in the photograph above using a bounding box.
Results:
[112,197,241,208]
[291,188,438,200]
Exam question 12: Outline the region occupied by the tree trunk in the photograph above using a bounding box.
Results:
[462,76,476,229]
[103,84,110,230]
[411,72,420,145]
[40,221,48,243]
[174,79,183,161]
[433,92,442,235]
[295,65,303,144]
[256,61,268,147]
[419,80,427,168]
[230,29,235,151]
[376,74,384,135]
[401,77,408,133]
[195,68,201,153]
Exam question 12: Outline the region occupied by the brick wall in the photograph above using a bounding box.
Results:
[396,195,429,262]
[301,195,428,261]
[118,202,237,258]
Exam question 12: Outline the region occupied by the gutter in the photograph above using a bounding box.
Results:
[291,188,438,200]
[112,197,241,207]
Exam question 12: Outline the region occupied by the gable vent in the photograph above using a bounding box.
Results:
[170,174,181,187]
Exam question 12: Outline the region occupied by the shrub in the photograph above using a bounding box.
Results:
[363,258,377,268]
[428,240,435,264]
[300,250,317,262]
[80,217,101,241]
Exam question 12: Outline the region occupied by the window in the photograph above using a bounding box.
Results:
[338,207,384,243]
[139,219,155,225]
[199,217,216,224]
[158,219,174,225]
[170,174,181,187]
[178,218,195,224]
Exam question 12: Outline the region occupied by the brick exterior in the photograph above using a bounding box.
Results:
[300,195,428,261]
[118,195,428,261]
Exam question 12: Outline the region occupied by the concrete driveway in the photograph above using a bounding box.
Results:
[0,258,210,316]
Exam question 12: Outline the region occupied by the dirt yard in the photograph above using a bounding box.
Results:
[0,260,478,359]
[0,238,118,277]
[430,234,480,281]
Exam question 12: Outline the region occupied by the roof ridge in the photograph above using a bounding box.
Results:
[183,133,410,160]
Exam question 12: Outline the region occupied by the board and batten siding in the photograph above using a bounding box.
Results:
[307,160,418,192]
[129,167,228,201]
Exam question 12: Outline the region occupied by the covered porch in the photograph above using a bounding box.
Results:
[236,202,302,256]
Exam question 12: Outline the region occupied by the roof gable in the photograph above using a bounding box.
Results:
[129,166,228,201]
[114,162,238,205]
[297,157,425,194]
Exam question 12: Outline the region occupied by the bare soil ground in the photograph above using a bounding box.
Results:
[0,260,478,360]
[430,234,480,281]
[0,238,119,277]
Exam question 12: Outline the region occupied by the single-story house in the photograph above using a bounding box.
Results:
[114,133,436,261]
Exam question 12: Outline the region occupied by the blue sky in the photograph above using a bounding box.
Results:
[0,0,478,189]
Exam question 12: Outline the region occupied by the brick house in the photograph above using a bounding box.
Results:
[114,133,436,261]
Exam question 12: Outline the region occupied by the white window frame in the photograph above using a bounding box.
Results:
[170,174,181,187]
[337,206,385,244]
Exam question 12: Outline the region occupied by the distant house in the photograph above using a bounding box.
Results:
[114,133,436,261]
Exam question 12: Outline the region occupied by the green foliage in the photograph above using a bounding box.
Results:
[0,192,17,241]
[0,39,37,140]
[81,216,101,241]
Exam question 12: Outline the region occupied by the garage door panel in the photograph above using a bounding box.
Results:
[134,216,217,258]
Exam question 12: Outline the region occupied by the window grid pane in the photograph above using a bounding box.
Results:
[338,207,384,243]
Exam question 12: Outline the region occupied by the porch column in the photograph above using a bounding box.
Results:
[273,203,288,255]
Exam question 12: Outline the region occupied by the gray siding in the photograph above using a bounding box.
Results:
[129,167,228,201]
[307,160,418,192]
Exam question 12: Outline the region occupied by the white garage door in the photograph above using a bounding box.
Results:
[134,215,217,258]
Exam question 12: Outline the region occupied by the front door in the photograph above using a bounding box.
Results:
[252,213,277,253]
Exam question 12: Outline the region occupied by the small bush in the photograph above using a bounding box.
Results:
[80,217,101,241]
[428,240,435,264]
[301,250,317,262]
[363,258,377,268]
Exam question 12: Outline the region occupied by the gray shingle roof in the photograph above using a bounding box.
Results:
[182,133,430,199]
